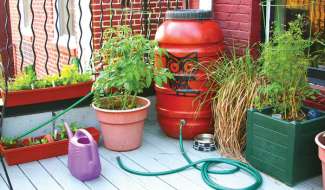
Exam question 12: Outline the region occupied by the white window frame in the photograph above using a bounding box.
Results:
[199,0,213,11]
[53,0,77,48]
[19,0,32,36]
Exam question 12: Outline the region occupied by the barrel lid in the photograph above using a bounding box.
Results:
[166,9,212,20]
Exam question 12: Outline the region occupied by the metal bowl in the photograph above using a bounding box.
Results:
[193,133,216,152]
[194,134,215,144]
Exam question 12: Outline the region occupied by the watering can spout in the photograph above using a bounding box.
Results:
[64,122,73,139]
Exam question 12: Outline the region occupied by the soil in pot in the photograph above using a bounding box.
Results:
[93,96,150,151]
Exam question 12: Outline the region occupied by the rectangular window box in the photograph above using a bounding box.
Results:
[3,81,93,108]
[0,127,100,166]
[245,108,325,186]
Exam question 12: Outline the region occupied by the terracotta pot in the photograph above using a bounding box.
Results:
[93,97,150,151]
[3,81,93,107]
[315,132,325,190]
[0,127,100,166]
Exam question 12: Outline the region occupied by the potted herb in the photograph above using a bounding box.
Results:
[92,26,172,151]
[2,62,93,107]
[245,19,325,186]
[0,122,100,165]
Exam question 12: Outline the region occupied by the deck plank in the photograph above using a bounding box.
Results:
[0,162,36,190]
[19,161,63,190]
[98,157,147,190]
[39,157,90,190]
[141,137,213,189]
[120,140,206,190]
[144,124,253,189]
[99,147,176,190]
[57,156,118,190]
[144,121,322,190]
[1,96,323,190]
[0,174,9,190]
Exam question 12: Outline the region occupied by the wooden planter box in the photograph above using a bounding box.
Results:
[0,127,100,166]
[245,108,325,186]
[3,81,93,108]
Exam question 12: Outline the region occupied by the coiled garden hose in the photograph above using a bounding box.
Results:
[117,120,263,190]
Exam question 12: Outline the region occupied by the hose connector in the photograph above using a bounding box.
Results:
[179,119,186,127]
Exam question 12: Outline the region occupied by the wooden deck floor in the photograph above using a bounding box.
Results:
[0,101,323,190]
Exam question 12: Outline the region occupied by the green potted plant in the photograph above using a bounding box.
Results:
[245,19,325,186]
[92,26,172,151]
[2,61,93,107]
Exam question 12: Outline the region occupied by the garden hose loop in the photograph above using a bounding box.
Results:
[117,120,263,190]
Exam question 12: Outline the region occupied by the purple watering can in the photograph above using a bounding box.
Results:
[64,123,101,181]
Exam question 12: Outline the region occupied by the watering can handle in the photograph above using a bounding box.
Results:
[75,129,97,162]
[64,122,73,139]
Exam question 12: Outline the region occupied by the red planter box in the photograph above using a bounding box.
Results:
[3,81,93,107]
[0,127,100,166]
[304,98,325,111]
[304,85,325,111]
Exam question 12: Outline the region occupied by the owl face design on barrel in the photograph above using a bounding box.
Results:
[166,52,199,95]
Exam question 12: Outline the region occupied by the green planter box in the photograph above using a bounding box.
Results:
[246,108,325,186]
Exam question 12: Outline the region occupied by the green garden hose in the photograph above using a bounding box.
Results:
[16,91,94,140]
[14,92,263,189]
[117,120,263,190]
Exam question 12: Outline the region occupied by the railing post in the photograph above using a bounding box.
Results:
[142,0,149,38]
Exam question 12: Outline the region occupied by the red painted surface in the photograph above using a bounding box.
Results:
[304,86,325,111]
[0,127,100,166]
[0,0,14,77]
[4,81,93,107]
[155,18,224,139]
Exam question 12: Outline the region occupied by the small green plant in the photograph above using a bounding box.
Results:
[55,121,82,139]
[40,138,48,144]
[7,61,92,91]
[60,64,92,85]
[9,65,36,91]
[0,137,18,148]
[93,26,173,110]
[28,138,41,145]
[310,32,325,67]
[255,18,314,120]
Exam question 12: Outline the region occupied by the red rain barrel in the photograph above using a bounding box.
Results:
[155,10,224,139]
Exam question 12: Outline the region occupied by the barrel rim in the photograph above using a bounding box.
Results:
[166,9,212,20]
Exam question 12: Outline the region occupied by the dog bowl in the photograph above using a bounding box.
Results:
[193,134,216,152]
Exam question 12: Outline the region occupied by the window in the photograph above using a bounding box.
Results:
[20,0,32,35]
[262,0,325,67]
[199,0,212,11]
[58,0,76,36]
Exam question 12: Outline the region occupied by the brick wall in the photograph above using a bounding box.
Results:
[9,0,180,77]
[187,0,261,55]
[9,0,77,76]
[92,0,181,50]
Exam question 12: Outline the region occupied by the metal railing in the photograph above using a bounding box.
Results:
[2,0,186,79]
[0,1,188,188]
